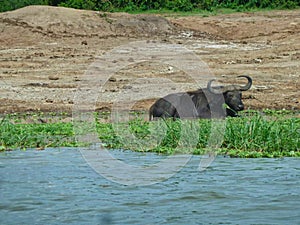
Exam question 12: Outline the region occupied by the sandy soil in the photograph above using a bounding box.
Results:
[0,6,299,114]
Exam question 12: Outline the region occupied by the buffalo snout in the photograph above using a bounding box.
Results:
[237,104,244,110]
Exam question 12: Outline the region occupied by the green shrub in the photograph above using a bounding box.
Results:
[1,0,299,12]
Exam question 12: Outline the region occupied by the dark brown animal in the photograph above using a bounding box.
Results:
[149,75,252,120]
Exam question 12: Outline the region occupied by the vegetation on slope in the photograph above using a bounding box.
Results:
[1,0,299,13]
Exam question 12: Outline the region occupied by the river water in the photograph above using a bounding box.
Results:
[0,148,299,225]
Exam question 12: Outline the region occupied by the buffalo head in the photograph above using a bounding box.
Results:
[207,75,252,114]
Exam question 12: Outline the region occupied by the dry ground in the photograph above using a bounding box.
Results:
[0,6,299,114]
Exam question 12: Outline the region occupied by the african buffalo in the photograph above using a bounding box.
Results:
[149,75,252,120]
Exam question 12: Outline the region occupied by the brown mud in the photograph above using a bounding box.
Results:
[0,6,299,114]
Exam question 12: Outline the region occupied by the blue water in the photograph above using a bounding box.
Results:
[0,148,299,225]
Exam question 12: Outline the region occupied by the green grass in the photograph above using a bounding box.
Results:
[95,112,299,157]
[0,113,78,150]
[221,115,299,157]
[114,7,294,18]
[0,111,299,157]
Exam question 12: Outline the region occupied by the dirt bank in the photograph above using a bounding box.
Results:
[0,6,299,114]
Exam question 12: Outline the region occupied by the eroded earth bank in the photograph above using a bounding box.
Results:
[0,6,299,114]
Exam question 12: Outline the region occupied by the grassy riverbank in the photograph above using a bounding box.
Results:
[0,111,299,157]
[0,112,78,151]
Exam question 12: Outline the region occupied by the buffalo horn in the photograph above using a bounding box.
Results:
[207,79,223,94]
[207,75,252,94]
[237,75,252,91]
[207,79,236,94]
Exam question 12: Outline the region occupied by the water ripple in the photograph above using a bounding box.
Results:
[0,148,299,224]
